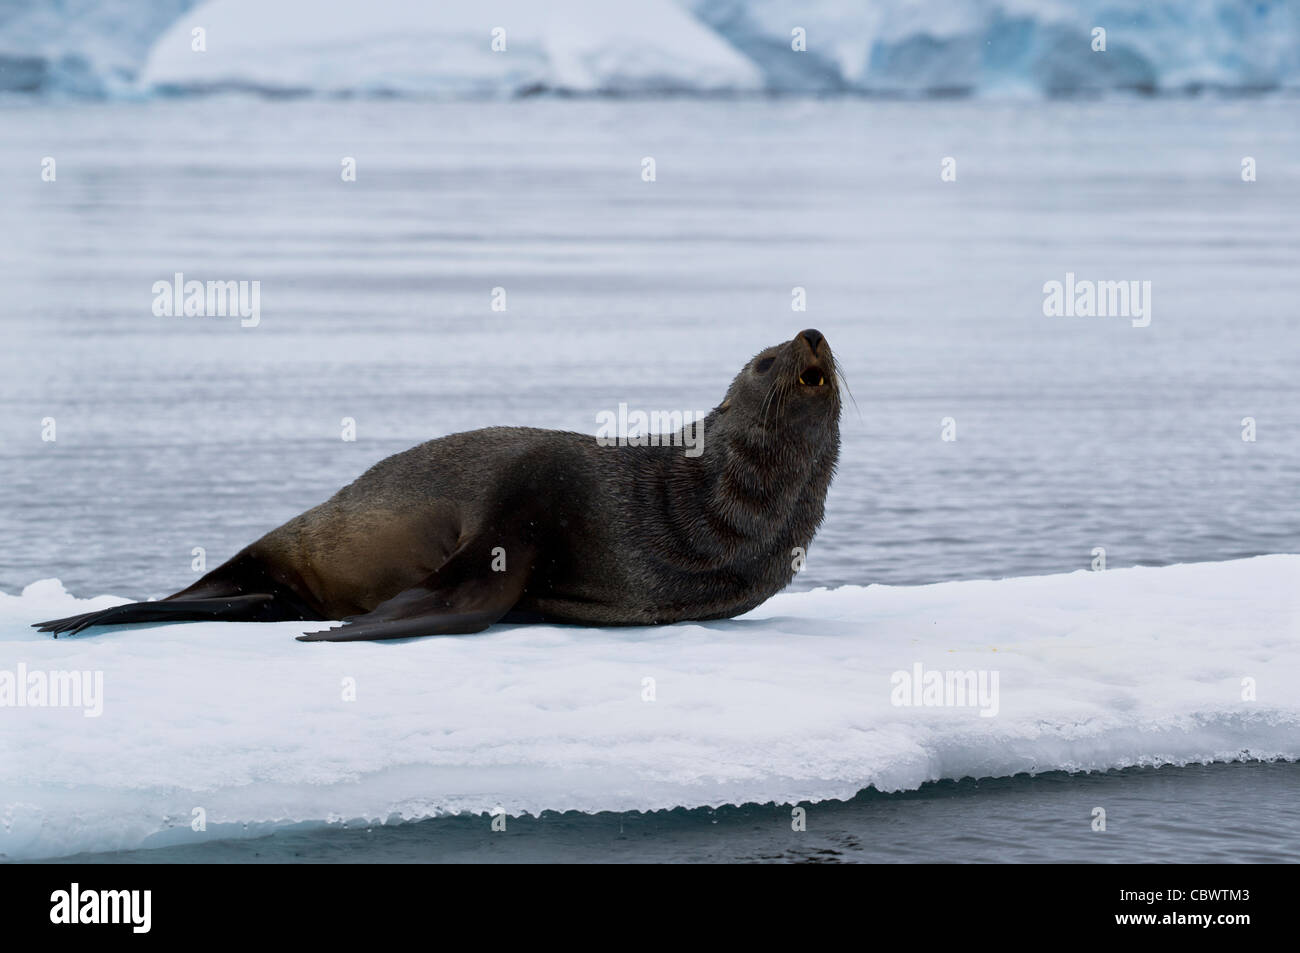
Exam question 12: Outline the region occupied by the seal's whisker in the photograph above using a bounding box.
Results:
[835,360,861,420]
[759,377,780,441]
[775,378,792,437]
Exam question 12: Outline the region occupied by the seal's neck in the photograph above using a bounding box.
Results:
[656,408,840,550]
[702,405,839,480]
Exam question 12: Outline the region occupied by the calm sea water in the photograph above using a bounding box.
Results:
[1,98,1297,599]
[42,761,1300,864]
[1,98,1296,862]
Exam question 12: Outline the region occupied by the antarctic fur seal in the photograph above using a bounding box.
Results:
[36,329,841,642]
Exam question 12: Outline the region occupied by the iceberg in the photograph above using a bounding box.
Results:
[1,556,1296,860]
[3,0,1297,98]
[0,0,197,97]
[137,0,763,97]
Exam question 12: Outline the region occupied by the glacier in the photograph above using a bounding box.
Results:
[1,556,1296,860]
[687,0,1300,95]
[2,0,1298,98]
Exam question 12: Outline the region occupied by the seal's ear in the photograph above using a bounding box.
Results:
[718,399,731,412]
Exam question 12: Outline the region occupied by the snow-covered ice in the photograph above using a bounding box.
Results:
[139,0,763,97]
[1,556,1296,860]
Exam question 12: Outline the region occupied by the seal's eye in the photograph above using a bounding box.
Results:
[754,357,775,373]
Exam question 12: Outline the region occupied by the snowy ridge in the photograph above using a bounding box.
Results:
[1,556,1297,860]
[2,0,1298,98]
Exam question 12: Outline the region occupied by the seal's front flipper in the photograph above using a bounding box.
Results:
[296,607,507,643]
[297,544,534,643]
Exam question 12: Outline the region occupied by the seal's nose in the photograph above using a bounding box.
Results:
[800,328,824,354]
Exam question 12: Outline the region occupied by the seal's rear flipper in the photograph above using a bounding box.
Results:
[34,593,277,637]
[298,544,533,643]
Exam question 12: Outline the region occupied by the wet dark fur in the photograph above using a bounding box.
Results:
[36,330,841,642]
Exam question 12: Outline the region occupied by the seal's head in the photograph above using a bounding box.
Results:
[720,328,841,439]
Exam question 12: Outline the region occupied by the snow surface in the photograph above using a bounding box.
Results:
[1,556,1296,860]
[138,0,763,97]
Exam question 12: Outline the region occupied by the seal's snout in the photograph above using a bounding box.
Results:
[794,328,831,387]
